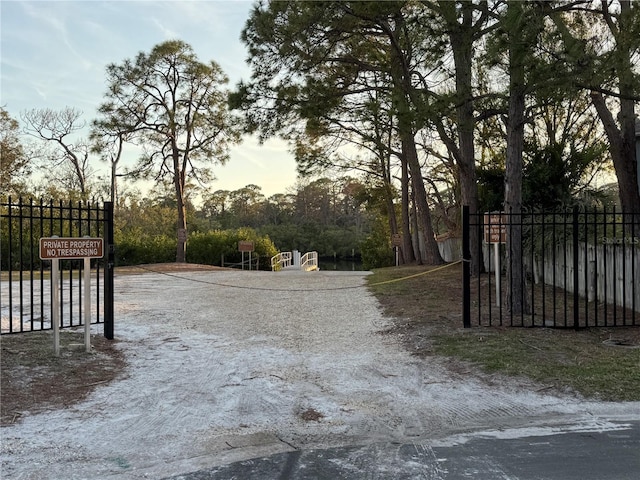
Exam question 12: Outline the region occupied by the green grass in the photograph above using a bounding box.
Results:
[433,329,640,401]
[368,264,640,401]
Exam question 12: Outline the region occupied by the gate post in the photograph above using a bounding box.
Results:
[104,201,114,339]
[572,205,579,331]
[463,206,471,328]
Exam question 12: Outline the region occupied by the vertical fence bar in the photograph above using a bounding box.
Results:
[613,207,618,326]
[583,210,589,326]
[77,200,83,327]
[39,199,45,331]
[477,213,482,326]
[529,211,535,327]
[604,207,609,324]
[560,209,566,328]
[486,213,493,323]
[519,209,524,327]
[498,218,503,325]
[67,200,74,327]
[57,200,63,328]
[622,210,627,325]
[104,201,114,339]
[7,196,14,332]
[510,207,513,327]
[593,209,599,326]
[94,201,102,324]
[18,198,24,332]
[632,212,637,325]
[552,211,557,327]
[462,206,471,328]
[540,216,553,327]
[573,206,579,330]
[29,198,35,331]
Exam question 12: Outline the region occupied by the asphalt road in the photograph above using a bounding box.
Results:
[165,420,640,480]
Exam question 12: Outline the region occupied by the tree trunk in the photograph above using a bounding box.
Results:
[403,135,444,265]
[111,160,117,205]
[589,0,639,218]
[449,2,481,276]
[384,183,403,264]
[504,0,531,315]
[591,92,640,215]
[388,16,443,266]
[410,187,422,264]
[401,154,415,264]
[174,148,187,263]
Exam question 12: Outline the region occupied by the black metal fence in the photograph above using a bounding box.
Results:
[462,206,639,329]
[1,197,114,337]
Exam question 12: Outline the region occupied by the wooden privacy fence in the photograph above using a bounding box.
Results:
[531,241,640,312]
[463,206,639,328]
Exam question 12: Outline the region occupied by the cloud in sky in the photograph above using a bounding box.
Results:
[0,0,297,197]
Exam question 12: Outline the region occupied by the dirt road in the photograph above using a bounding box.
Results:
[1,269,637,479]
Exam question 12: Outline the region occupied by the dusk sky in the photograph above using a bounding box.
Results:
[0,0,298,197]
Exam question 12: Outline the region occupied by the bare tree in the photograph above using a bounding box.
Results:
[90,118,137,205]
[21,107,93,197]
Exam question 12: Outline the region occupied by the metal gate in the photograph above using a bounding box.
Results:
[462,205,639,329]
[1,197,114,338]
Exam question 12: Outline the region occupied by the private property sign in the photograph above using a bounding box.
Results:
[39,237,104,260]
[39,236,104,356]
[483,213,507,244]
[238,240,255,252]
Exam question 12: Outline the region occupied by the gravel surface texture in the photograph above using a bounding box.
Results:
[1,269,638,479]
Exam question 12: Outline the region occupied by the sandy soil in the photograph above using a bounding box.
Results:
[1,268,638,479]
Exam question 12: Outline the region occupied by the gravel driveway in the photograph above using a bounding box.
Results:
[1,269,637,479]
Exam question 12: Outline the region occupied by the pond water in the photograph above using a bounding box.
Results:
[318,258,366,271]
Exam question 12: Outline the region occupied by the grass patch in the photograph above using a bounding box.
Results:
[368,263,640,401]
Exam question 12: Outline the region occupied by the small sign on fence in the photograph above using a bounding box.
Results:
[39,237,103,356]
[39,237,103,260]
[484,213,507,244]
[483,213,506,307]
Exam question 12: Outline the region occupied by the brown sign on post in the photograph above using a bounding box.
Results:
[391,233,403,247]
[484,213,507,244]
[238,240,254,252]
[39,237,104,260]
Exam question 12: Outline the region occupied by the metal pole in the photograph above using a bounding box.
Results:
[104,201,114,340]
[84,257,91,352]
[494,242,501,307]
[573,206,579,330]
[52,259,60,356]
